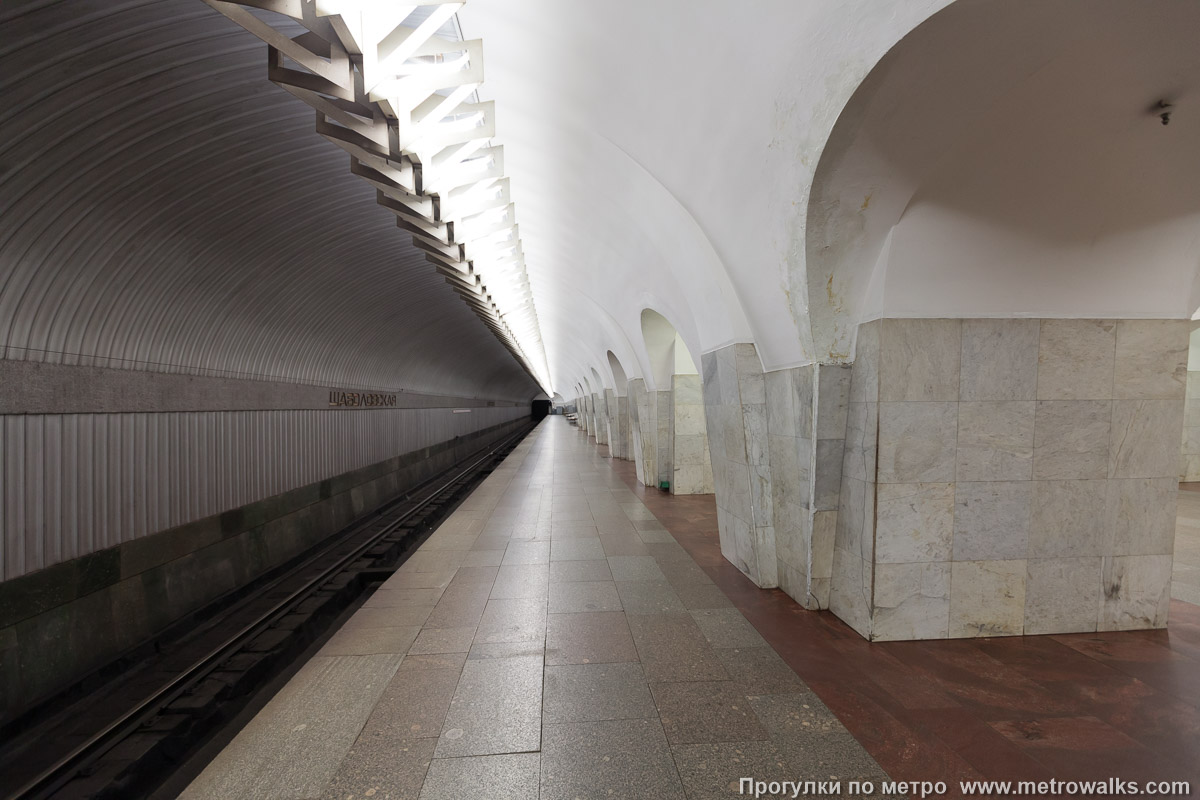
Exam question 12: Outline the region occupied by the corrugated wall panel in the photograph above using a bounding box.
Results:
[0,406,527,581]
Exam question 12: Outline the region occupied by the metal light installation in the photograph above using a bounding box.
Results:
[202,0,552,391]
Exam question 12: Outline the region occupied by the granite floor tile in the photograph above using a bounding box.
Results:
[717,647,807,695]
[382,569,457,590]
[489,563,550,600]
[670,740,797,800]
[435,655,543,757]
[419,753,540,800]
[674,583,735,609]
[319,736,435,800]
[547,580,622,613]
[546,611,639,665]
[409,627,476,655]
[423,580,493,629]
[502,540,551,565]
[540,718,686,800]
[542,662,657,723]
[475,597,547,644]
[650,680,769,744]
[363,587,445,608]
[615,581,687,614]
[461,549,505,567]
[549,537,606,562]
[548,559,613,583]
[447,565,499,585]
[749,692,848,737]
[608,555,668,582]
[320,625,422,656]
[690,608,769,648]
[600,533,652,556]
[342,606,433,630]
[360,667,460,740]
[181,654,402,800]
[627,613,730,682]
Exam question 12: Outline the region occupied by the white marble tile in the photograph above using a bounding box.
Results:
[834,476,868,560]
[880,319,961,402]
[1112,320,1188,400]
[1105,478,1178,556]
[875,482,954,564]
[1029,480,1108,559]
[1033,400,1111,480]
[811,510,837,580]
[960,319,1040,401]
[830,547,873,639]
[813,439,845,511]
[1099,554,1172,631]
[872,562,950,641]
[765,369,797,438]
[1024,557,1101,635]
[956,401,1035,481]
[1109,399,1185,479]
[1037,319,1116,400]
[952,481,1031,561]
[841,402,877,481]
[815,364,852,439]
[849,320,880,404]
[949,560,1027,638]
[877,402,957,483]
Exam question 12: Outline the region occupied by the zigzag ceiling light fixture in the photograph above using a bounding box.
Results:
[202,0,552,392]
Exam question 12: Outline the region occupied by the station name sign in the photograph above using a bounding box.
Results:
[328,390,398,408]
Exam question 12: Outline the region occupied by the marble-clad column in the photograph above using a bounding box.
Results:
[701,343,777,587]
[627,378,656,485]
[592,392,608,445]
[656,390,673,489]
[828,317,1186,641]
[671,374,714,494]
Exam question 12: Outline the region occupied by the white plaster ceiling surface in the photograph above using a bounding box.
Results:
[456,0,950,392]
[0,0,540,401]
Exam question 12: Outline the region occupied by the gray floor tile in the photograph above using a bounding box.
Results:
[421,533,478,551]
[399,652,467,672]
[690,608,769,648]
[320,625,421,656]
[471,534,513,551]
[435,655,543,757]
[383,570,457,590]
[547,580,622,613]
[543,662,657,723]
[549,559,612,583]
[774,733,895,794]
[674,583,735,609]
[717,647,807,695]
[180,654,402,800]
[546,611,639,665]
[608,555,667,581]
[657,559,715,586]
[540,719,686,800]
[650,680,770,744]
[448,565,500,585]
[363,587,444,608]
[475,597,547,643]
[636,529,676,543]
[627,613,730,682]
[320,736,435,800]
[461,549,505,567]
[502,540,551,565]
[749,692,848,737]
[410,627,476,655]
[424,580,492,629]
[401,550,468,573]
[548,523,599,539]
[342,606,433,629]
[615,581,687,614]
[468,640,545,660]
[490,563,550,599]
[420,753,540,800]
[600,533,652,556]
[646,541,693,562]
[550,537,606,561]
[360,667,460,739]
[670,740,797,800]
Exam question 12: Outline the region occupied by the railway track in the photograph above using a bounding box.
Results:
[1,422,535,800]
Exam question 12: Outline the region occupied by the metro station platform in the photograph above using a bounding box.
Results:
[179,418,1200,800]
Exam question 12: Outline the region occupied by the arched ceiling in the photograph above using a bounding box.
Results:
[1,0,540,402]
[808,0,1200,362]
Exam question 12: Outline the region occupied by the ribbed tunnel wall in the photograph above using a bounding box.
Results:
[0,0,541,715]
